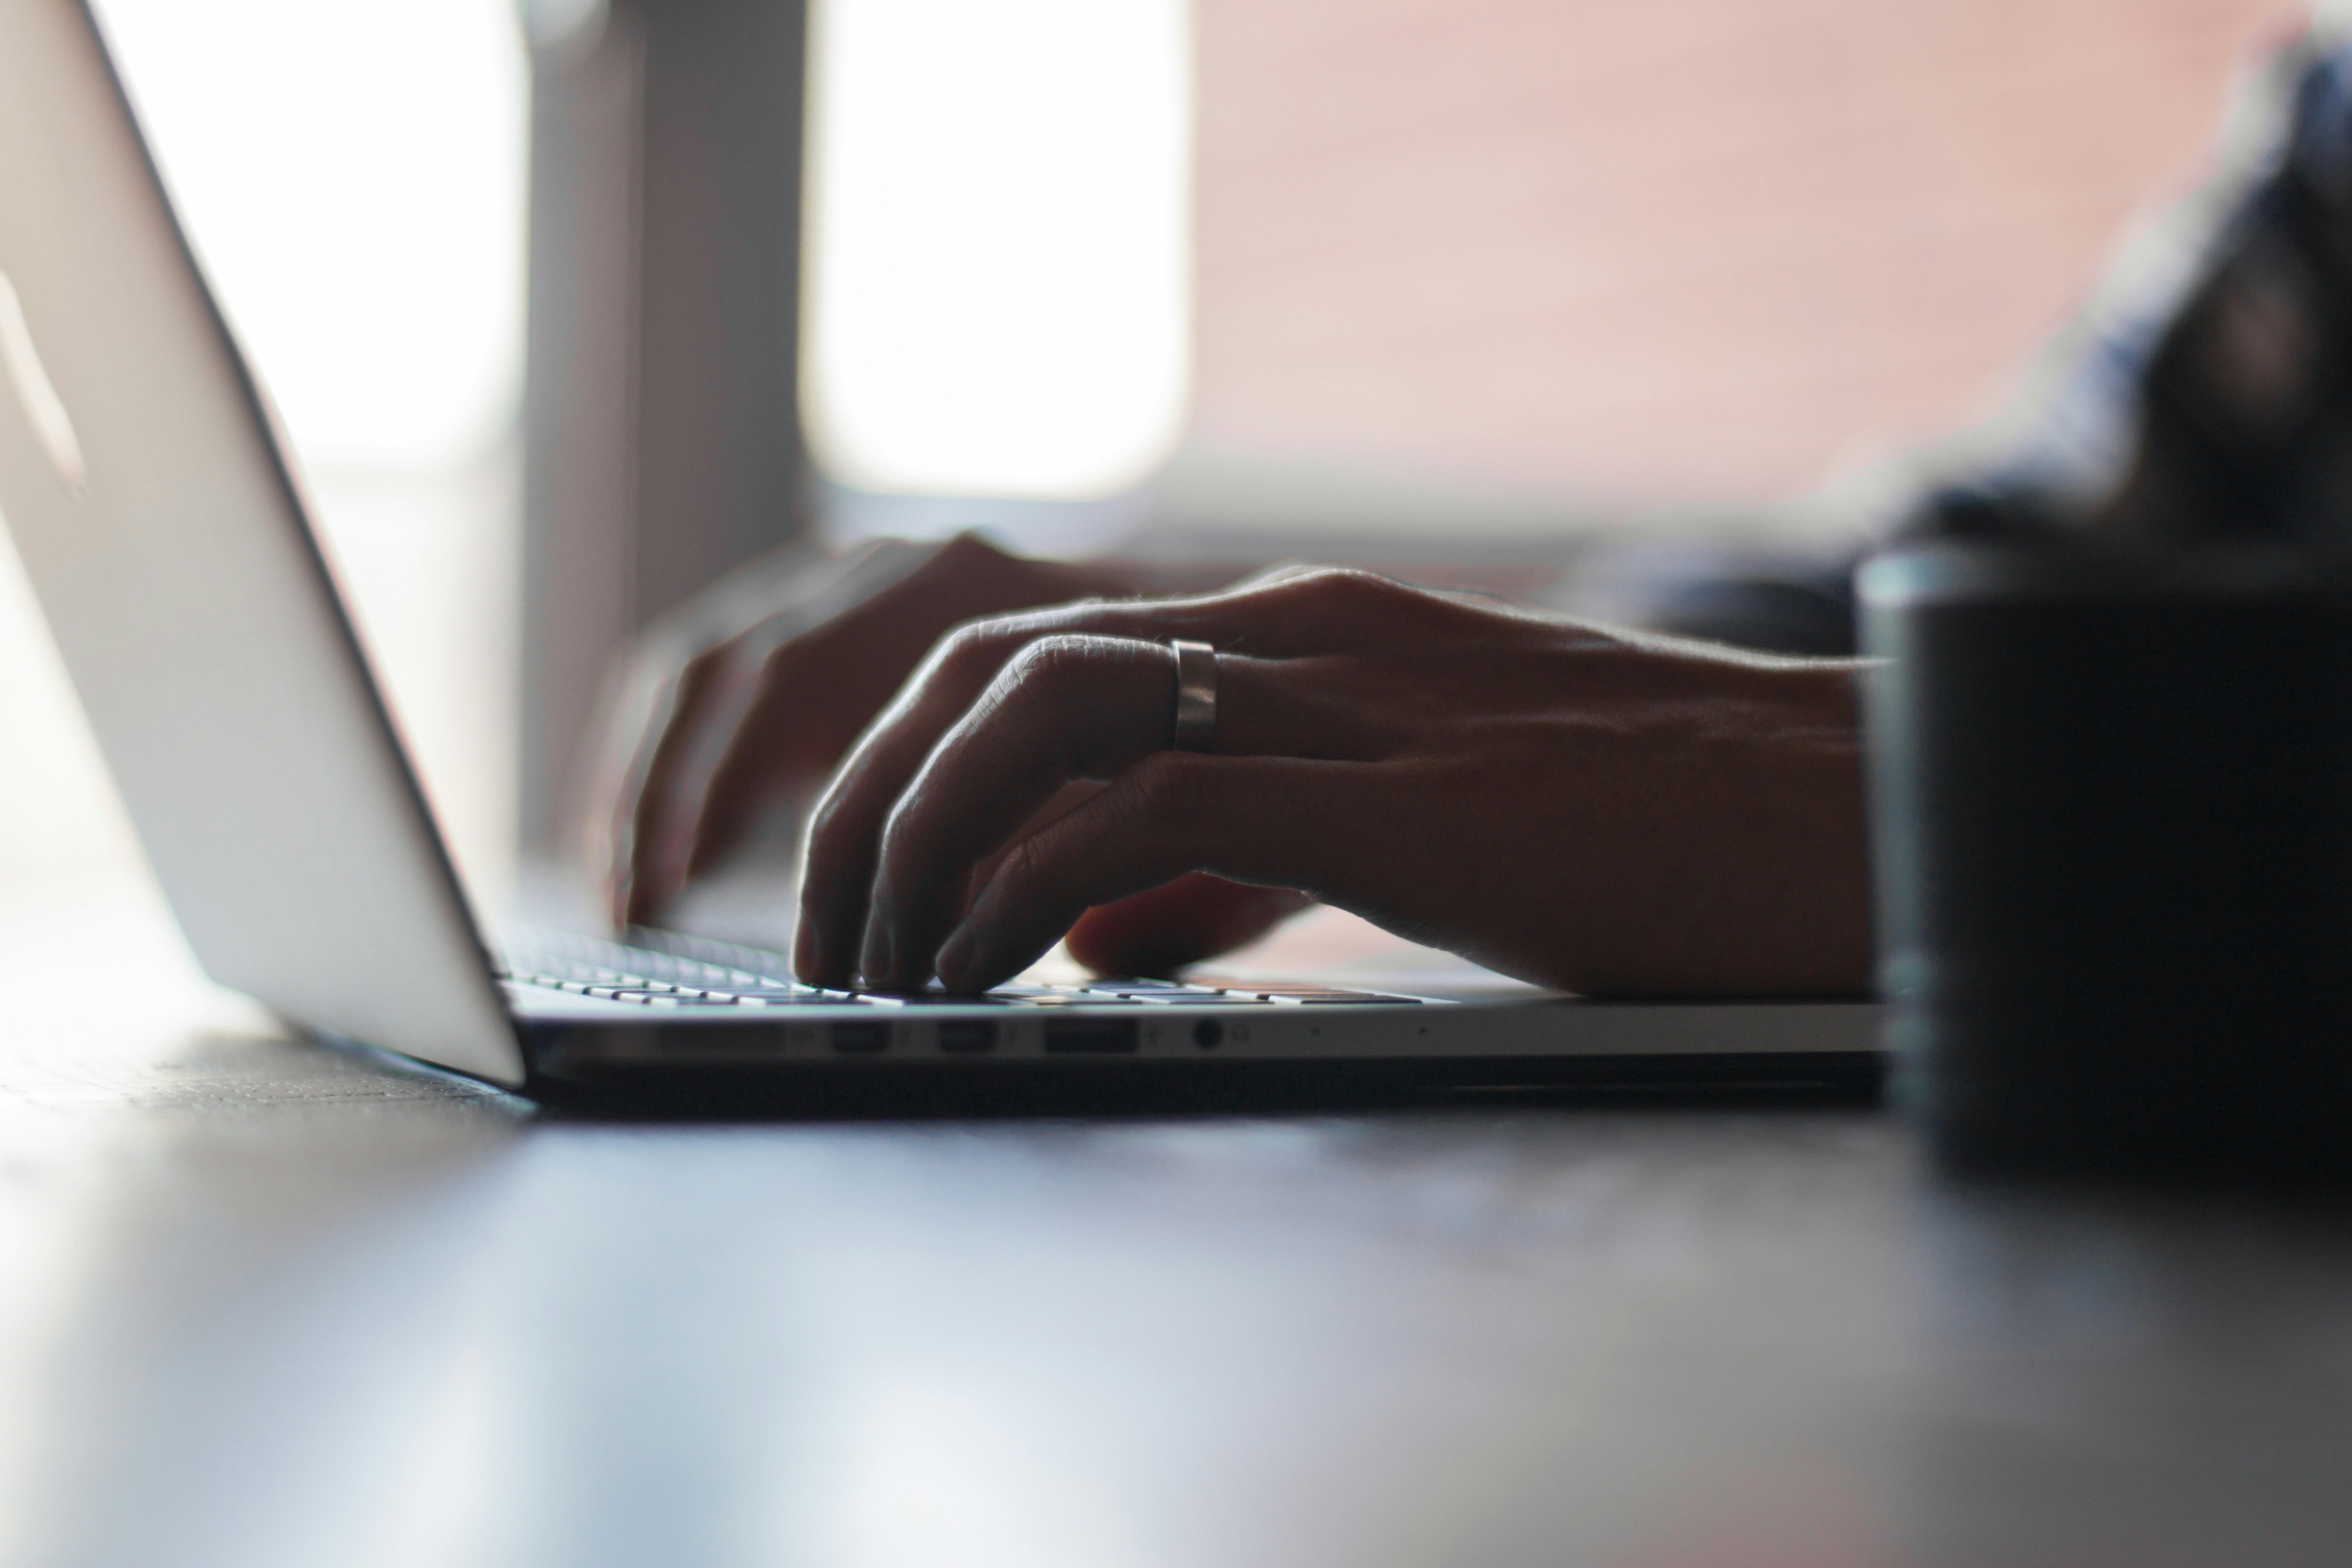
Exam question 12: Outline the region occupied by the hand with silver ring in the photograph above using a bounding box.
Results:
[585,531,1251,933]
[794,567,1873,997]
[1169,639,1218,752]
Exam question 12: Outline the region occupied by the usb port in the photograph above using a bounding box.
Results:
[830,1021,889,1054]
[1041,1018,1138,1054]
[936,1019,996,1054]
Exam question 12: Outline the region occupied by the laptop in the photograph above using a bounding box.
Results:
[0,0,1879,1101]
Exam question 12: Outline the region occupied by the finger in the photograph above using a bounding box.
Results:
[855,633,1176,988]
[793,608,1178,984]
[1063,874,1315,978]
[961,778,1105,899]
[684,547,1058,879]
[676,637,849,883]
[614,645,752,927]
[795,572,1415,984]
[855,637,1386,989]
[616,535,1020,931]
[791,622,1034,984]
[931,751,1355,992]
[597,541,917,928]
[574,653,665,926]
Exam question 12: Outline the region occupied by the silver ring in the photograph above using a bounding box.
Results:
[1170,639,1217,752]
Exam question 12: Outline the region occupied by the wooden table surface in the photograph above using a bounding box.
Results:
[2,884,2349,1568]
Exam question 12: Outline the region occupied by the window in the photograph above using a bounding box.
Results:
[0,0,526,895]
[802,0,1192,501]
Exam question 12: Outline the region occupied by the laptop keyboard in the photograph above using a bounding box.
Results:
[497,929,1422,1010]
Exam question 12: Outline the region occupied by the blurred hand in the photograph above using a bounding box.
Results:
[588,532,1299,968]
[589,533,1081,924]
[796,568,1873,997]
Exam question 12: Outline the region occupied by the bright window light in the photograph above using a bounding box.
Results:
[804,0,1191,499]
[88,0,527,471]
[48,0,531,898]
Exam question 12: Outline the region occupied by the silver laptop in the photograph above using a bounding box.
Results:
[0,0,1878,1099]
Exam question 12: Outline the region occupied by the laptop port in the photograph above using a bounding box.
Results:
[1042,1017,1138,1054]
[830,1021,889,1054]
[936,1019,995,1054]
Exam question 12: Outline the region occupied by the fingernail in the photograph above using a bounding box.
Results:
[857,915,893,990]
[935,924,976,992]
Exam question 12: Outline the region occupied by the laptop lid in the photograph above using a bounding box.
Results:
[0,0,525,1085]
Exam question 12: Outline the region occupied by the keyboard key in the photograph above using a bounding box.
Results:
[1084,983,1225,998]
[1261,993,1418,1005]
[608,990,750,1007]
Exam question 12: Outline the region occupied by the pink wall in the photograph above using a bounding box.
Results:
[1191,0,2299,507]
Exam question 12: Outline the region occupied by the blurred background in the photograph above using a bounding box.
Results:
[0,0,2296,913]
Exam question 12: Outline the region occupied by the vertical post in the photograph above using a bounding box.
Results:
[519,0,813,850]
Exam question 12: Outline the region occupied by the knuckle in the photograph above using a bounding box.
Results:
[1001,632,1107,697]
[804,775,862,852]
[1306,567,1400,604]
[870,801,923,893]
[675,642,732,692]
[754,635,800,679]
[940,612,1042,670]
[804,792,845,850]
[996,635,1148,769]
[1248,566,1403,626]
[1125,750,1206,822]
[918,618,1013,691]
[991,832,1052,898]
[937,618,999,667]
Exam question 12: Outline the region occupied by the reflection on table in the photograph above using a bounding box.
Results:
[1,884,2348,1568]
